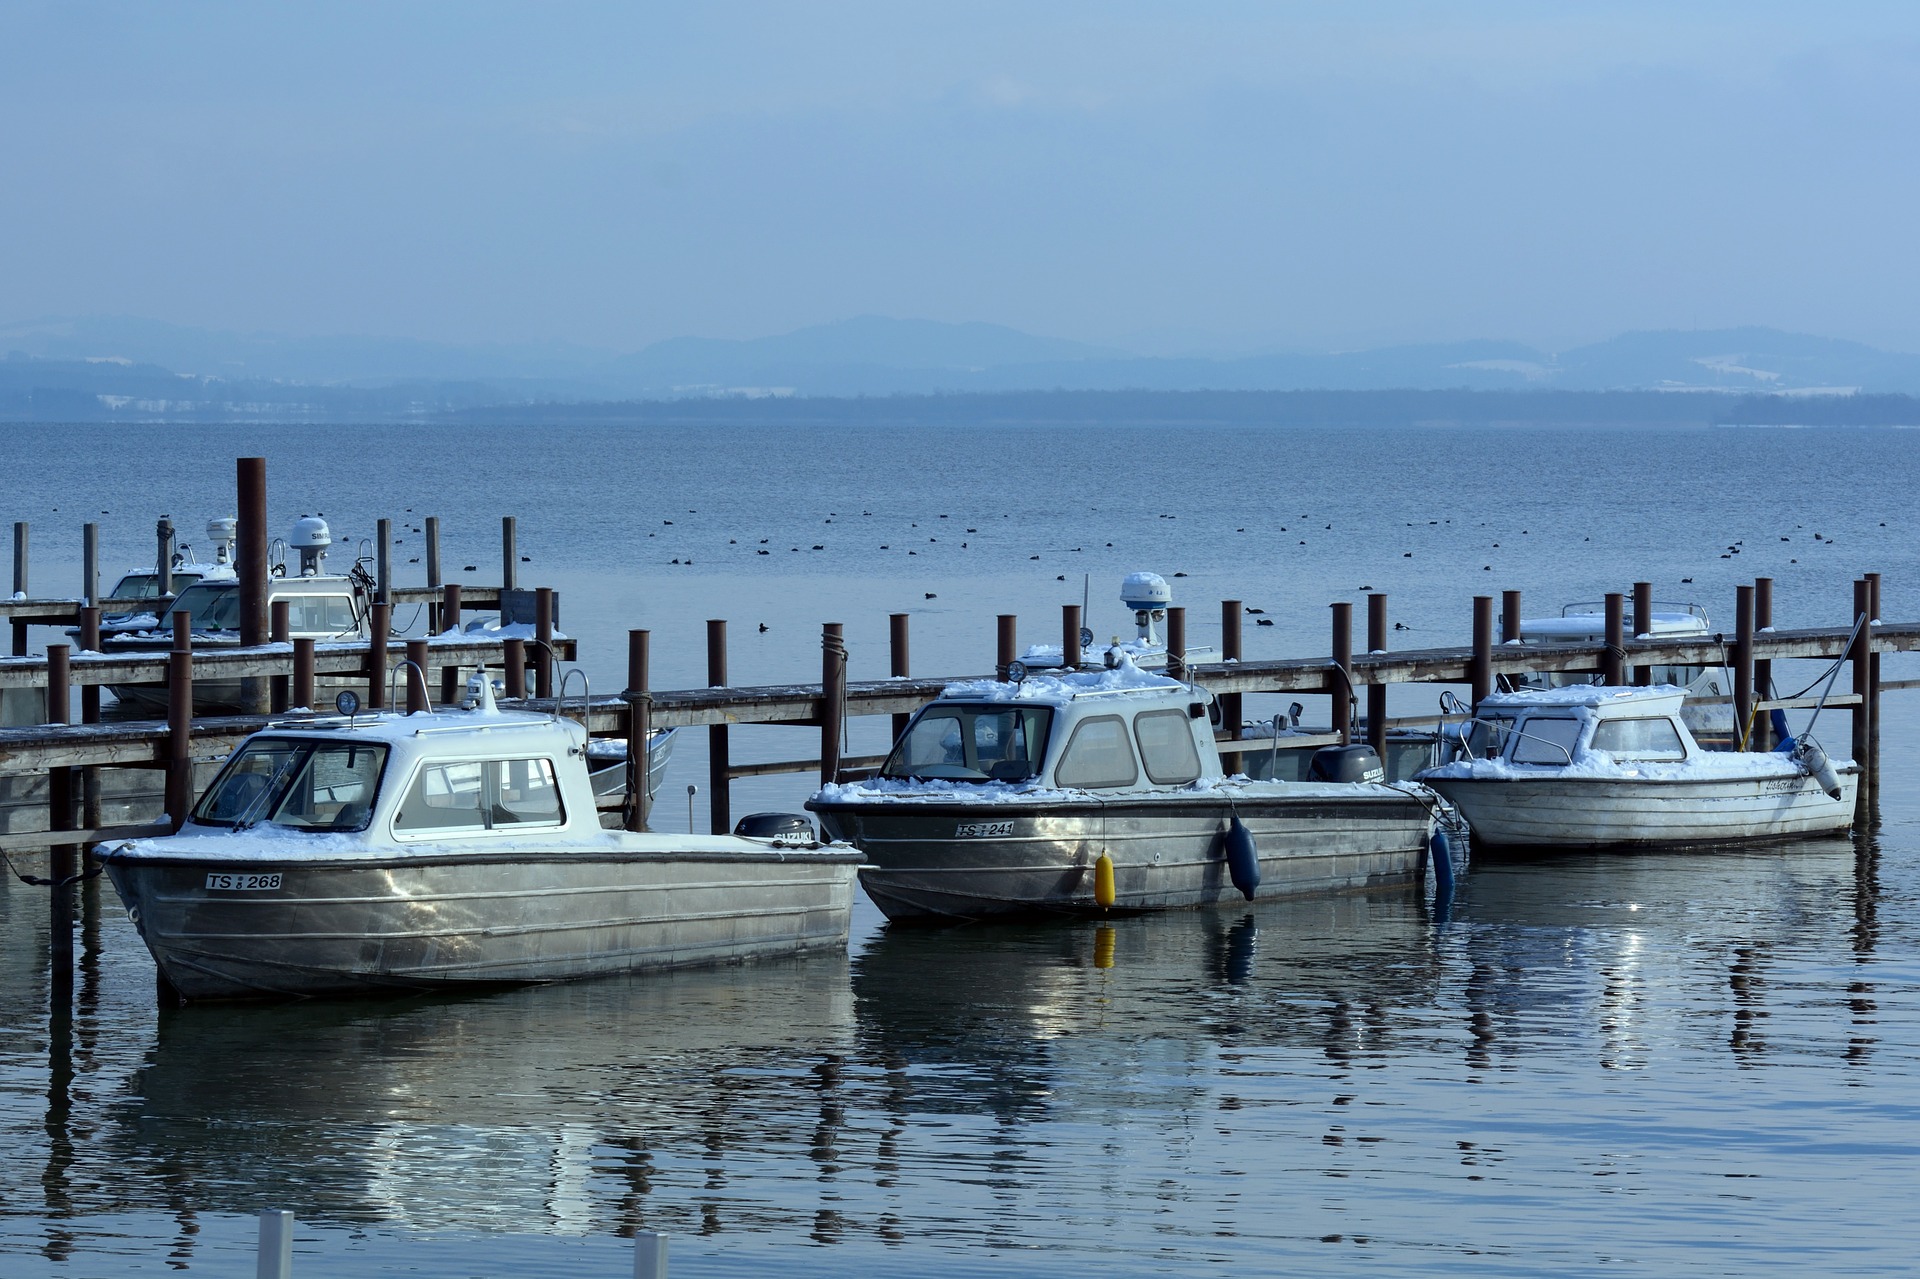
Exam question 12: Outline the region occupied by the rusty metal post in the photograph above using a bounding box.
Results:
[1063,603,1084,670]
[1751,577,1774,749]
[442,581,462,634]
[47,643,71,831]
[293,637,316,709]
[156,516,175,600]
[1167,606,1186,680]
[1851,578,1871,773]
[9,521,25,656]
[1330,601,1353,746]
[1366,594,1388,756]
[82,521,99,606]
[623,630,652,832]
[79,605,101,829]
[46,643,73,999]
[1602,592,1625,686]
[424,516,442,631]
[707,619,730,834]
[166,612,193,830]
[889,611,913,747]
[504,636,527,699]
[501,516,518,592]
[1471,596,1494,708]
[1218,600,1242,735]
[1866,572,1882,779]
[1632,581,1654,685]
[996,614,1017,680]
[821,623,846,786]
[406,638,430,713]
[237,457,270,712]
[535,587,555,699]
[375,517,392,606]
[1733,584,1755,746]
[367,601,390,709]
[269,599,290,713]
[1500,589,1522,644]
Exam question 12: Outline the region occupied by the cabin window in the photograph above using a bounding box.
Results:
[1134,709,1202,784]
[1053,715,1139,789]
[106,571,203,602]
[394,758,566,834]
[283,594,358,634]
[169,583,241,630]
[883,705,1053,782]
[1464,715,1514,758]
[1509,716,1582,765]
[1590,716,1686,761]
[193,738,387,832]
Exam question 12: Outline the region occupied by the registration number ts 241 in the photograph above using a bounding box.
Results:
[205,872,282,891]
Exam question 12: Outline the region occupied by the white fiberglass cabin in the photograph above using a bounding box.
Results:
[1513,602,1735,741]
[1417,685,1857,852]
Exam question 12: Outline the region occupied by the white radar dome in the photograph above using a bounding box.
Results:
[1121,571,1172,612]
[289,517,332,550]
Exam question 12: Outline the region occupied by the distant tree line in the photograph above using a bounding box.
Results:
[1714,394,1920,426]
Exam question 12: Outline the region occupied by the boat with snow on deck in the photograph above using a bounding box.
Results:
[1415,684,1857,852]
[806,656,1436,921]
[97,672,861,1001]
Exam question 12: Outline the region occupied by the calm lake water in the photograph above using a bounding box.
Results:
[2,421,1916,1275]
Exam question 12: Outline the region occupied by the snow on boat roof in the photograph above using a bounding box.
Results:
[1478,684,1688,712]
[245,704,582,751]
[938,656,1185,704]
[1519,614,1708,641]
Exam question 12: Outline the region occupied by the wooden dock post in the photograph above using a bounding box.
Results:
[1866,572,1882,778]
[269,600,290,713]
[821,623,846,786]
[47,641,74,1002]
[1330,601,1352,746]
[1167,605,1186,680]
[237,457,270,713]
[375,517,393,606]
[1064,603,1084,669]
[996,615,1017,680]
[10,521,25,656]
[890,612,911,745]
[1500,589,1522,644]
[155,516,175,599]
[1852,578,1871,773]
[367,602,391,708]
[442,582,462,634]
[1753,577,1774,749]
[503,636,527,699]
[1218,600,1242,735]
[82,521,99,606]
[1601,593,1626,685]
[501,516,518,592]
[46,642,72,833]
[78,605,100,831]
[166,611,193,830]
[535,587,556,698]
[1470,596,1493,707]
[624,630,652,832]
[406,639,430,713]
[1733,584,1755,745]
[1366,594,1388,756]
[707,619,730,834]
[293,637,316,710]
[1632,581,1653,685]
[424,516,442,631]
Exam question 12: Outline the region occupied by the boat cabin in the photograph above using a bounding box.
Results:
[879,665,1223,791]
[1458,686,1701,769]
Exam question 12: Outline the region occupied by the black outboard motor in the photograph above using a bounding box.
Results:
[733,812,818,846]
[1307,744,1386,784]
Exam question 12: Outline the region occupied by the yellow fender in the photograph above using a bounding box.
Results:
[1094,852,1116,909]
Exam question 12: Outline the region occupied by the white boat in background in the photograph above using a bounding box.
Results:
[1015,572,1218,673]
[1511,600,1738,741]
[1416,685,1857,852]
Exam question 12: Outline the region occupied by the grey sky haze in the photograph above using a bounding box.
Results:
[5,1,1919,355]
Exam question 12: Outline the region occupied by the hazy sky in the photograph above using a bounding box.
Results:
[5,1,1920,354]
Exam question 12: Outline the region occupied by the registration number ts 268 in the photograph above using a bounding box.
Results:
[205,872,282,891]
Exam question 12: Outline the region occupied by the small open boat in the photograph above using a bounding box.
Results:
[98,673,861,1000]
[1415,685,1857,851]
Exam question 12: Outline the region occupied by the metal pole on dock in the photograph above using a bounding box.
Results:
[1753,577,1774,749]
[47,642,75,1003]
[82,521,99,606]
[890,612,912,746]
[996,615,1017,680]
[424,516,442,631]
[504,637,527,699]
[367,602,390,709]
[441,582,462,634]
[1602,593,1626,686]
[1632,581,1653,685]
[1500,589,1522,644]
[237,457,270,713]
[707,619,730,834]
[270,600,290,713]
[624,630,652,832]
[1733,584,1755,745]
[1218,600,1241,735]
[1470,596,1493,707]
[1330,601,1352,746]
[1866,572,1882,779]
[821,623,846,786]
[1366,594,1388,756]
[406,639,430,712]
[1851,579,1871,774]
[501,516,518,592]
[155,516,174,600]
[375,517,392,606]
[1064,603,1085,670]
[1167,606,1186,680]
[535,587,555,698]
[166,612,193,831]
[79,605,101,830]
[293,637,315,710]
[10,521,25,656]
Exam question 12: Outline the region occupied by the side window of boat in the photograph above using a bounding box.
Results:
[394,761,487,832]
[1510,716,1582,764]
[1053,715,1139,789]
[283,594,358,634]
[1465,716,1512,758]
[492,758,563,825]
[1590,716,1687,760]
[1133,709,1202,784]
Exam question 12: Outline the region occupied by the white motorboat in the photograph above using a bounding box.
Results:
[807,656,1435,921]
[1416,685,1857,851]
[98,673,861,1001]
[1510,600,1738,741]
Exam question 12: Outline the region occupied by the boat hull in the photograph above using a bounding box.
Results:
[809,791,1432,921]
[1422,770,1859,851]
[103,849,859,1001]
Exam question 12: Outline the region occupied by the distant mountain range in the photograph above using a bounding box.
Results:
[6,315,1920,422]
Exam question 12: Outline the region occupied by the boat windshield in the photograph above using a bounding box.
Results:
[170,582,242,630]
[106,571,203,602]
[882,704,1054,782]
[1464,714,1514,759]
[192,738,389,832]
